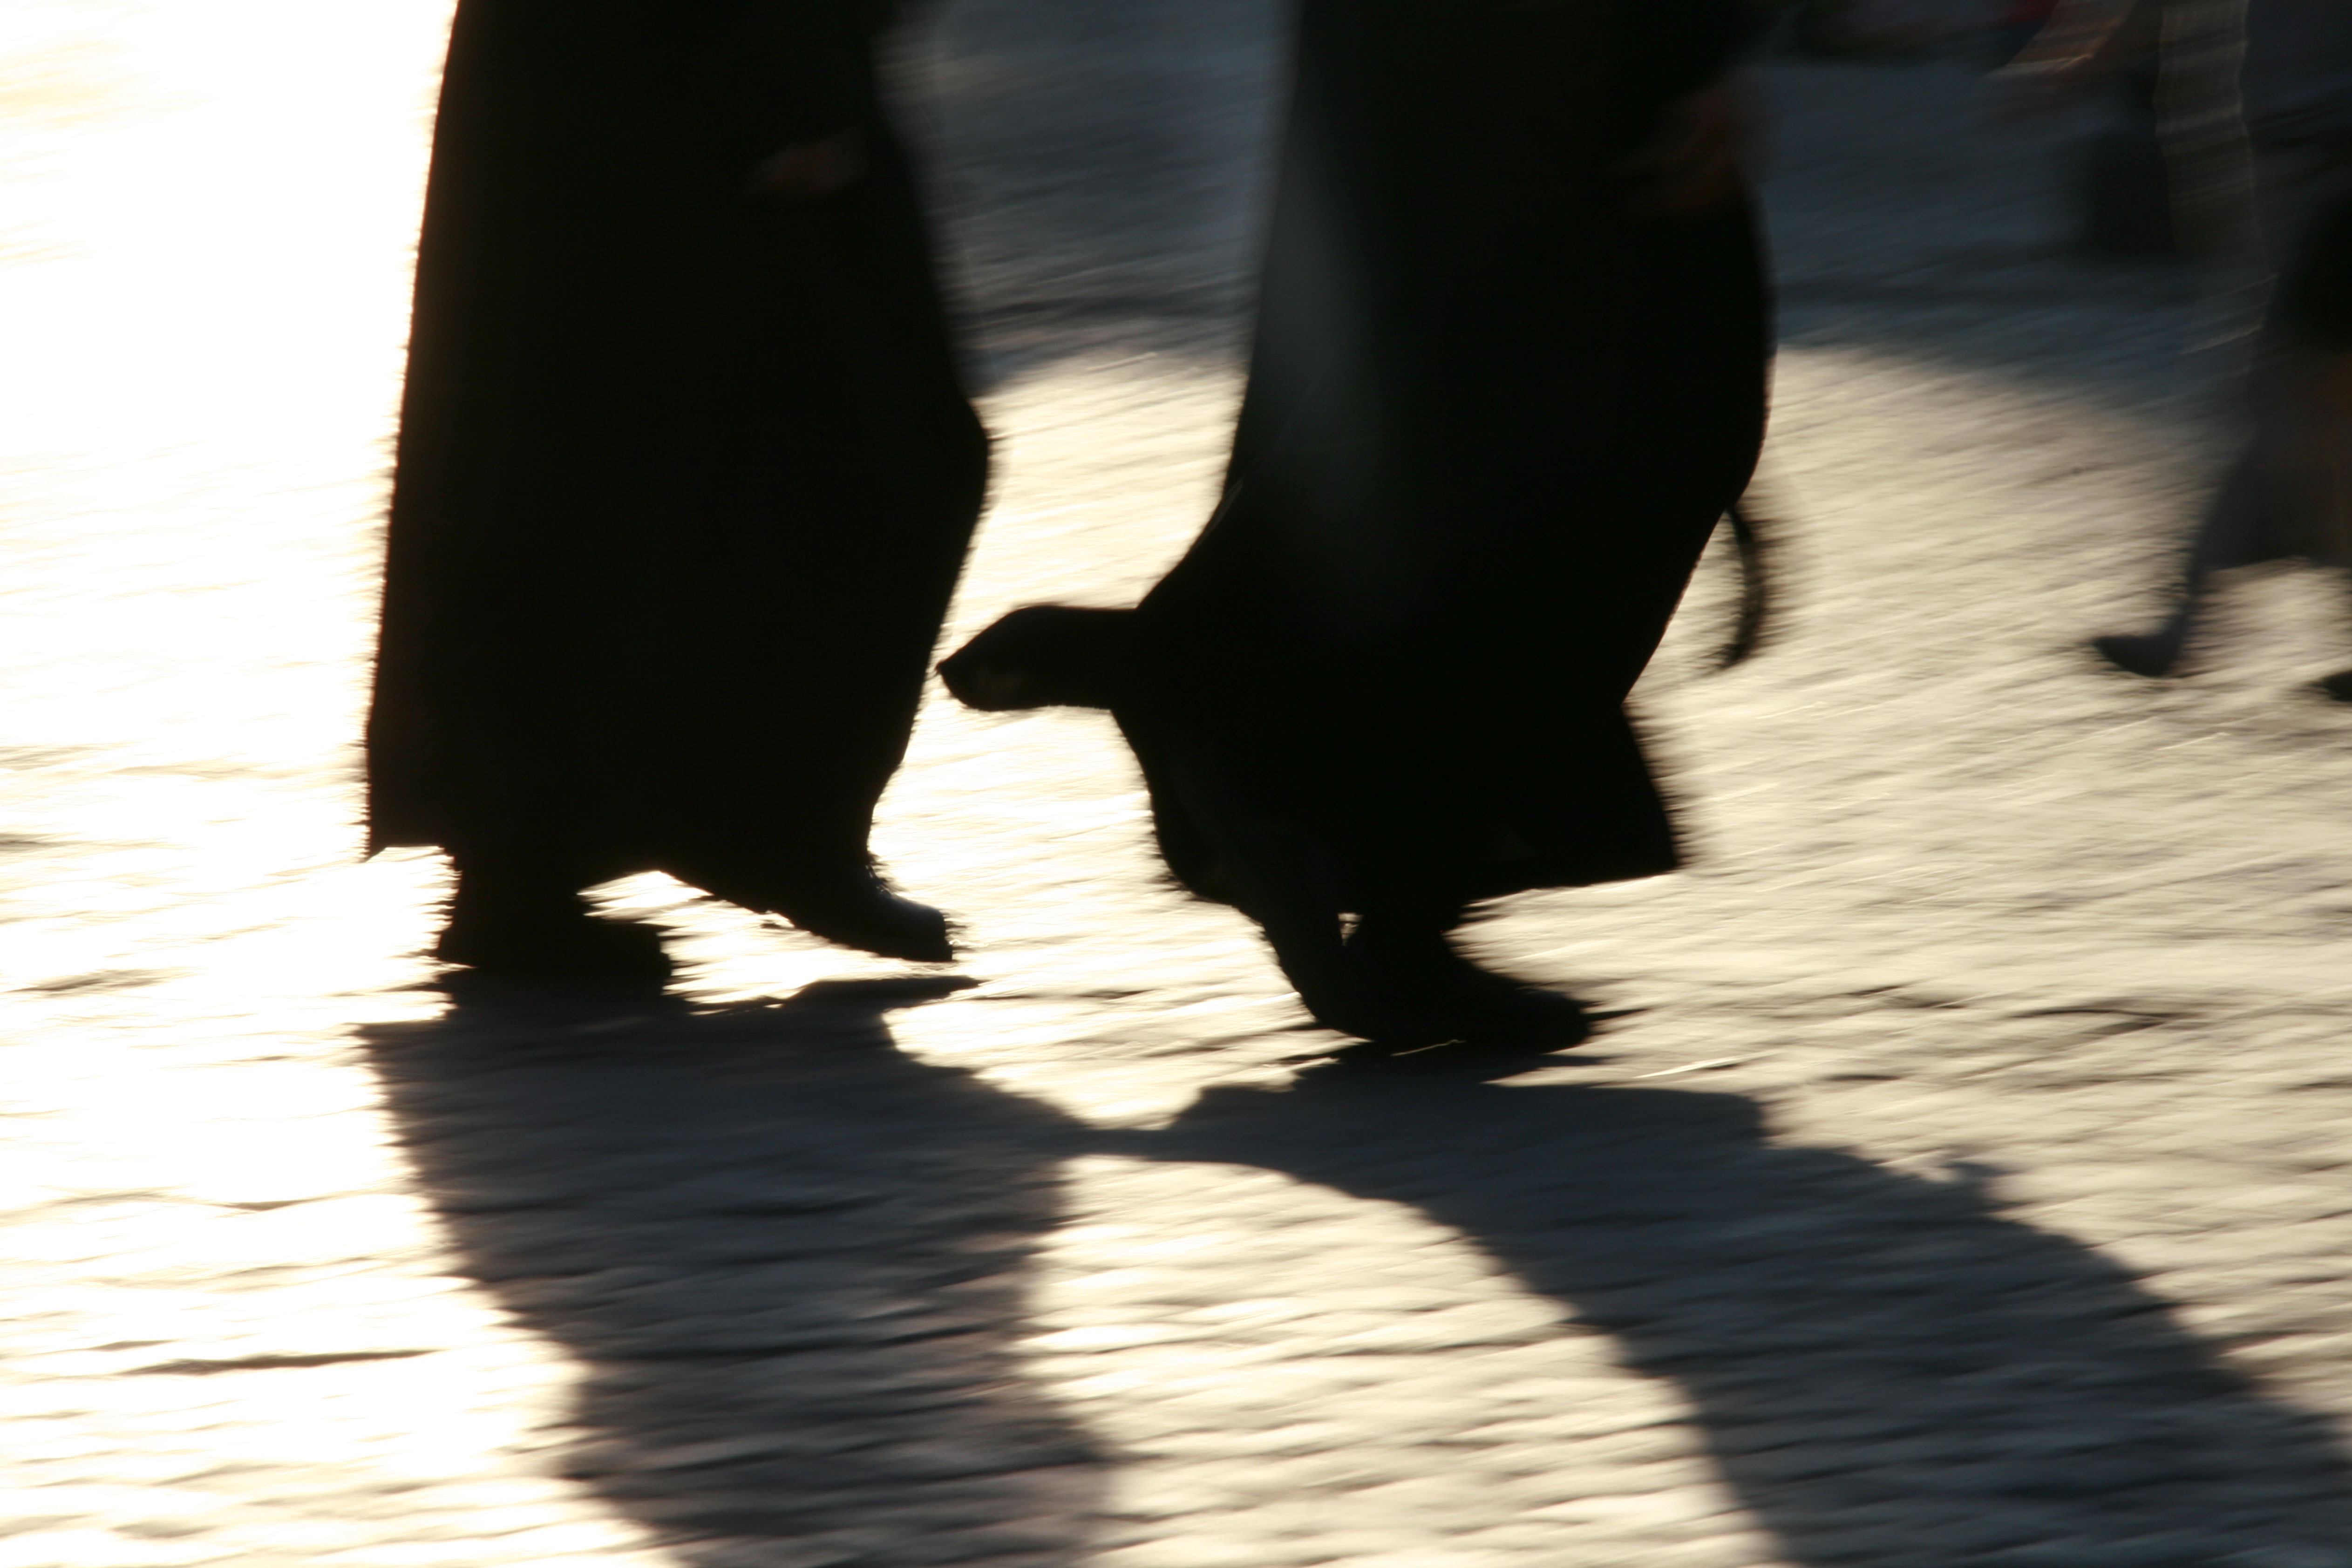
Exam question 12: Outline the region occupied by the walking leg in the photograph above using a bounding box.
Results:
[2094,446,2270,677]
[436,841,673,983]
[1346,895,1591,1052]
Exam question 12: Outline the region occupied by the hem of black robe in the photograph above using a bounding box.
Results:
[1111,708,1684,916]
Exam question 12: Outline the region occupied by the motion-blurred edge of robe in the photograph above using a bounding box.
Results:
[367,0,986,897]
[1120,0,1772,912]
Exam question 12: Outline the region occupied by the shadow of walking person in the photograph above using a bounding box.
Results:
[1108,1074,2352,1567]
[360,988,2352,1566]
[358,978,1104,1568]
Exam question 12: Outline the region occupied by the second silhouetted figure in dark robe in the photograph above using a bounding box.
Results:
[370,0,986,979]
[944,0,1771,1048]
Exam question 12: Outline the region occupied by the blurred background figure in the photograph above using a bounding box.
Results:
[2068,51,2185,259]
[1999,0,2352,685]
[1787,0,2182,264]
[368,1,987,980]
[943,0,1770,1054]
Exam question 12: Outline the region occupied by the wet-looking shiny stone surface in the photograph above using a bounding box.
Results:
[6,3,2352,1565]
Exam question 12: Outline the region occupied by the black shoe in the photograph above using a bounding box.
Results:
[1289,971,1461,1051]
[939,605,1134,711]
[663,852,956,964]
[2318,670,2352,703]
[1442,984,1592,1051]
[765,870,955,964]
[2091,631,2183,679]
[1339,923,1590,1052]
[434,907,674,984]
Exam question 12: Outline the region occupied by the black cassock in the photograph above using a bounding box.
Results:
[368,1,984,903]
[952,0,1769,918]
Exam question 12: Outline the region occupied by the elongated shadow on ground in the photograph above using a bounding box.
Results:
[365,992,2352,1566]
[359,980,1103,1568]
[1107,1070,2352,1565]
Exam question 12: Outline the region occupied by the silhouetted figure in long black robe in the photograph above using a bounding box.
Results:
[370,0,986,977]
[945,0,1770,1046]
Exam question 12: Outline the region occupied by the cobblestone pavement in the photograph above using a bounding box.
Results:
[8,3,2352,1566]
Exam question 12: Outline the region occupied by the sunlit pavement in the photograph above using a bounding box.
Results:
[7,4,2352,1566]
